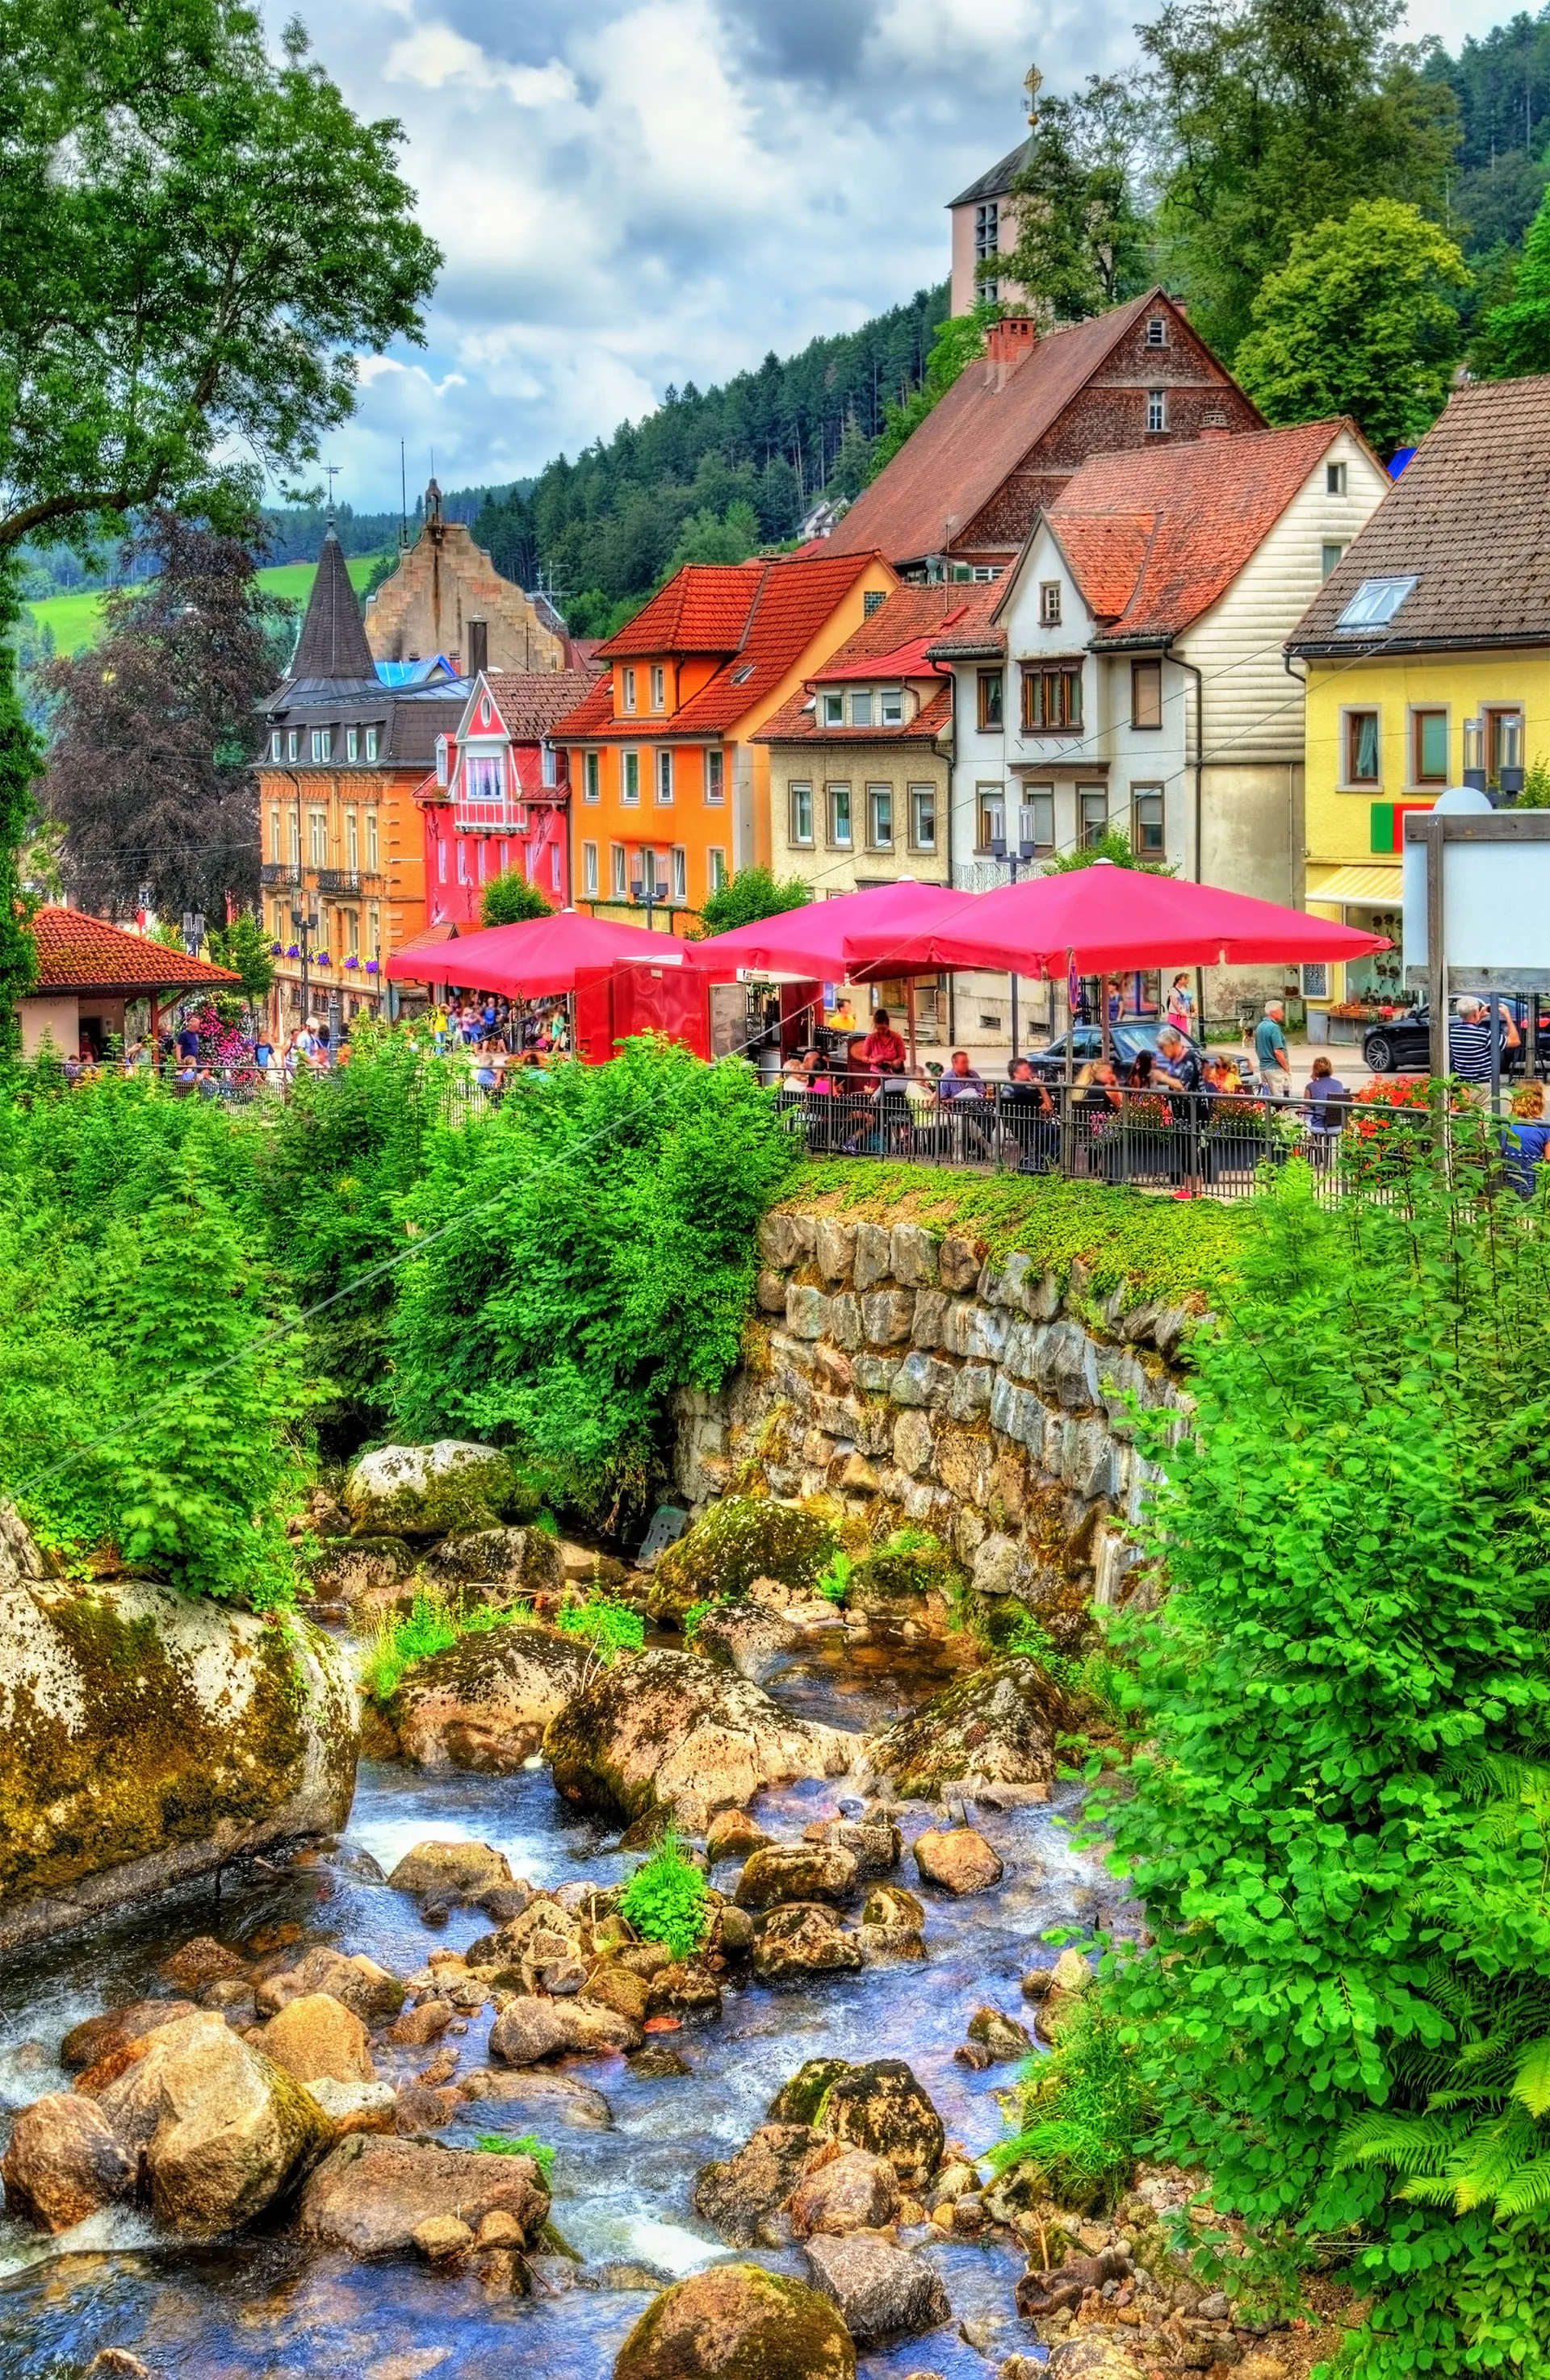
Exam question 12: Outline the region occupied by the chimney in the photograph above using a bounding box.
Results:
[1198,412,1233,441]
[985,316,1038,374]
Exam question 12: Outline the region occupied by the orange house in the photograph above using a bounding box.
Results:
[556,548,897,919]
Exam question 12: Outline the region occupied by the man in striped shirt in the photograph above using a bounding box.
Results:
[1447,997,1519,1104]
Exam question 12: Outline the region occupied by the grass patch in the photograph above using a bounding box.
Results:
[681,1598,717,1646]
[784,1160,1246,1314]
[360,1583,509,1704]
[475,2132,555,2180]
[555,1597,644,1663]
[618,1829,709,1961]
[984,1999,1153,2214]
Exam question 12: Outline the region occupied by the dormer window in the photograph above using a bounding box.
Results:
[880,688,904,726]
[311,728,331,763]
[1146,316,1167,347]
[365,726,379,763]
[650,665,666,710]
[849,691,873,727]
[822,691,844,726]
[287,729,300,762]
[1337,575,1417,632]
[435,735,449,787]
[269,730,283,761]
[622,667,637,713]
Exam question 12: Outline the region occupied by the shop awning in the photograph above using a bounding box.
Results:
[1306,865,1402,909]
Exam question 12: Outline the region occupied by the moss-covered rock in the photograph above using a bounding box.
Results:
[342,1442,531,1539]
[809,2056,945,2190]
[614,2262,856,2380]
[0,1507,357,1955]
[647,1497,836,1625]
[861,1657,1072,1801]
[388,1625,589,1772]
[767,2058,852,2127]
[844,1532,964,1610]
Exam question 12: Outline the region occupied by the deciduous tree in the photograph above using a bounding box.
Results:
[999,76,1152,322]
[1474,180,1550,376]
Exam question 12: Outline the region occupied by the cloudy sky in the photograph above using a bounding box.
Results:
[290,0,1510,509]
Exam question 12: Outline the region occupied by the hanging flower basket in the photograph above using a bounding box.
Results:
[285,944,300,959]
[316,953,331,967]
[365,960,379,975]
[269,941,283,956]
[344,956,361,970]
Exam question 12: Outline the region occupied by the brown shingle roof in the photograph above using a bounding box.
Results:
[1047,420,1351,645]
[923,580,1006,659]
[482,670,604,738]
[31,908,241,993]
[822,292,1187,568]
[1288,378,1550,656]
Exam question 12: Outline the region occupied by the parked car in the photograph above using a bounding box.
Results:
[1361,999,1550,1076]
[1024,1022,1252,1082]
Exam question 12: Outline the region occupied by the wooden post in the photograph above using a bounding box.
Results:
[905,979,918,1072]
[1424,814,1447,1152]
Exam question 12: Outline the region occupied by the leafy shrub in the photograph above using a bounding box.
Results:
[480,872,552,927]
[814,1548,852,1604]
[390,1037,798,1523]
[696,864,810,938]
[1099,1156,1550,2372]
[361,1585,508,1703]
[619,1830,709,1961]
[1005,1609,1082,1689]
[474,2131,555,2179]
[649,1495,836,1621]
[987,2001,1152,2214]
[555,1596,644,1663]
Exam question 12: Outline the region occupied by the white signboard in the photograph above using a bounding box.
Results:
[1403,792,1550,981]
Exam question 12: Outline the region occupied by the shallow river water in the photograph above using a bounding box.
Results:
[0,1629,1112,2380]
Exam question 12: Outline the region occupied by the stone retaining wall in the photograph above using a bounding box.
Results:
[672,1212,1196,1619]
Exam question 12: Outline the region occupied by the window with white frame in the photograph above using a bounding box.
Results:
[709,847,727,892]
[1079,787,1109,847]
[1322,542,1346,580]
[822,691,844,726]
[1146,314,1167,346]
[364,726,379,763]
[611,843,628,897]
[287,811,300,866]
[584,842,599,897]
[366,810,379,872]
[438,836,447,883]
[287,729,300,762]
[622,750,640,805]
[268,805,280,861]
[866,784,894,848]
[551,846,562,892]
[346,726,359,763]
[790,782,815,846]
[656,749,673,803]
[346,809,359,870]
[1131,784,1166,857]
[650,665,665,710]
[584,751,600,802]
[672,847,687,901]
[880,688,904,726]
[705,747,725,802]
[457,842,468,885]
[542,742,557,786]
[908,784,936,851]
[827,784,852,847]
[849,690,873,727]
[269,730,283,761]
[622,667,637,713]
[975,784,1004,851]
[464,752,504,804]
[1326,461,1347,496]
[308,808,328,866]
[1039,582,1062,627]
[435,735,449,786]
[1024,786,1055,852]
[311,727,331,763]
[1146,389,1167,433]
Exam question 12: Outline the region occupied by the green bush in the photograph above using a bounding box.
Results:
[555,1596,644,1663]
[474,2131,555,2179]
[649,1494,836,1621]
[618,1831,709,1961]
[480,872,552,927]
[987,2001,1153,2214]
[390,1037,797,1523]
[361,1584,507,1703]
[814,1548,851,1604]
[1099,1157,1550,2370]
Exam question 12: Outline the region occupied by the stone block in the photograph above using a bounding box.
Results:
[788,1215,817,1260]
[854,1355,899,1395]
[893,1410,936,1478]
[910,1290,948,1350]
[948,1365,994,1423]
[1001,1320,1037,1382]
[861,1290,915,1347]
[756,1269,788,1314]
[801,1429,837,1470]
[953,1508,987,1559]
[798,1470,832,1502]
[854,1404,895,1459]
[890,1225,939,1286]
[1070,1419,1118,1500]
[1031,1320,1100,1409]
[936,1428,994,1506]
[939,1299,976,1359]
[853,1221,894,1292]
[890,1353,954,1409]
[815,1345,853,1395]
[785,1284,832,1341]
[902,1483,938,1521]
[973,1533,1032,1597]
[989,1374,1044,1458]
[966,1305,1010,1365]
[938,1234,981,1291]
[978,1250,1035,1311]
[829,1292,863,1352]
[815,1219,857,1285]
[995,1448,1028,1525]
[769,1332,815,1374]
[874,1466,909,1504]
[838,1454,880,1495]
[757,1214,795,1266]
[1028,1269,1062,1320]
[815,1394,865,1441]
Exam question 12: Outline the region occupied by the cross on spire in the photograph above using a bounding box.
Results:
[325,462,341,523]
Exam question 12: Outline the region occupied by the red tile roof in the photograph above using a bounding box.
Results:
[1048,420,1351,644]
[756,680,952,745]
[556,551,890,742]
[921,579,1007,659]
[752,585,974,741]
[30,908,241,993]
[598,562,765,659]
[820,291,1240,567]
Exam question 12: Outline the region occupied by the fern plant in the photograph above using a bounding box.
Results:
[1339,1972,1550,2219]
[984,2001,1152,2214]
[618,1829,708,1961]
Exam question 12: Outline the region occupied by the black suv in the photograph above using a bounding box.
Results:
[1361,1001,1548,1076]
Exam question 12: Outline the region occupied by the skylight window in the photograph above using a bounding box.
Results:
[1337,575,1417,631]
[731,663,756,684]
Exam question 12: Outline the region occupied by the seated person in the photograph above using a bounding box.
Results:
[1502,1081,1550,1198]
[1304,1054,1350,1134]
[860,1008,907,1073]
[1203,1054,1242,1096]
[936,1048,986,1102]
[1123,1049,1155,1091]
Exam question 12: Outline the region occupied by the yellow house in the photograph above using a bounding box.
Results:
[1288,376,1550,1035]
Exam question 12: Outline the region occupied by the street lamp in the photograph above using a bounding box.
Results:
[290,906,317,1022]
[989,806,1038,1058]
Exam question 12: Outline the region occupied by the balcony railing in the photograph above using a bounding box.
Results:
[453,797,527,833]
[315,868,383,895]
[261,861,300,887]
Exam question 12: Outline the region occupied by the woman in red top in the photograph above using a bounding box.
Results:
[860,1008,907,1073]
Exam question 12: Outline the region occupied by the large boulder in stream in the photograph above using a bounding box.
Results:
[0,1505,358,1956]
[81,2010,333,2236]
[299,2134,550,2258]
[773,2057,944,2190]
[614,2263,856,2380]
[693,2123,814,2247]
[388,1625,589,1771]
[342,1442,531,1538]
[2,2093,134,2232]
[861,1656,1068,1802]
[544,1648,859,1832]
[802,2230,950,2342]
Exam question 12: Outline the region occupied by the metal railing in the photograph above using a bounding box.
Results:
[773,1080,1358,1199]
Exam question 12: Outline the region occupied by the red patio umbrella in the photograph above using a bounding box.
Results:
[385,910,689,998]
[840,861,1390,977]
[699,880,979,1065]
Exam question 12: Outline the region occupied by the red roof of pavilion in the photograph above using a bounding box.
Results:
[30,908,241,993]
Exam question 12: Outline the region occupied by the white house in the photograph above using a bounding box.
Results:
[928,418,1389,1033]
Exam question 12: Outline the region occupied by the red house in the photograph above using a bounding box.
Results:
[417,668,598,926]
